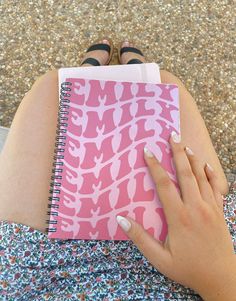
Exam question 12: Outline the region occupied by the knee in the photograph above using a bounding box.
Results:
[160,69,173,78]
[36,69,58,85]
[160,69,184,86]
[23,69,59,108]
[29,69,58,93]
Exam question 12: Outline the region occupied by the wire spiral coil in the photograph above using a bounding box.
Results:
[46,81,72,233]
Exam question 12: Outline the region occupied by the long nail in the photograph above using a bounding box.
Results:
[116,215,131,232]
[171,131,181,143]
[185,146,194,155]
[206,162,214,172]
[144,146,154,158]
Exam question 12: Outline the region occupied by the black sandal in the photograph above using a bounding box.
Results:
[118,41,144,64]
[80,38,114,66]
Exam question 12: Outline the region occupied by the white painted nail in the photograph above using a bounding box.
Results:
[116,215,131,232]
[206,162,214,172]
[185,146,194,155]
[171,131,181,143]
[144,146,154,158]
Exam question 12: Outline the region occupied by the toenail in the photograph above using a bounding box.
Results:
[123,41,129,46]
[103,39,109,44]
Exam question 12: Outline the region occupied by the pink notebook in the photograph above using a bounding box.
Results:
[47,78,180,241]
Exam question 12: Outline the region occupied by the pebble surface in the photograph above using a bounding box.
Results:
[0,0,235,173]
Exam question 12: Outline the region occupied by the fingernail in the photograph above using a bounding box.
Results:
[171,131,181,143]
[144,146,154,158]
[116,215,131,232]
[185,146,194,155]
[206,162,214,172]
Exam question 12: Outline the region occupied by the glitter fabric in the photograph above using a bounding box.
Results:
[0,185,235,300]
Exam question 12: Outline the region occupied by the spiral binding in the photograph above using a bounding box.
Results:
[46,81,72,234]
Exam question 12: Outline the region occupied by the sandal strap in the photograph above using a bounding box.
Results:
[81,57,100,66]
[127,59,143,64]
[120,46,144,57]
[86,43,111,54]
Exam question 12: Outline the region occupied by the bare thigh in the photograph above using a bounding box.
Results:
[0,69,228,234]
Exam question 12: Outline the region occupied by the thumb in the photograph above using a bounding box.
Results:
[116,215,171,273]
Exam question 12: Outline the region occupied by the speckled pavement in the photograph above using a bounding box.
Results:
[0,0,235,174]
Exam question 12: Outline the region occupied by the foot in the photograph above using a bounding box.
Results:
[81,39,111,67]
[120,40,146,64]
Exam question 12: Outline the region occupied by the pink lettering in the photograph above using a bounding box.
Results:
[81,136,115,169]
[83,109,116,137]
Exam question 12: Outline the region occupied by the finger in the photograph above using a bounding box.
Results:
[204,163,224,211]
[116,215,172,274]
[169,132,202,203]
[185,146,216,206]
[144,146,183,223]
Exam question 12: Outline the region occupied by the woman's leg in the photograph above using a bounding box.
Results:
[0,70,59,233]
[160,69,228,195]
[0,58,228,234]
[0,40,113,234]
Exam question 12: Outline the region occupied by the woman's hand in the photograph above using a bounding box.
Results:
[116,132,236,301]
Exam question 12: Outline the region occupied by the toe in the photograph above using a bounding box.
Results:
[120,40,146,64]
[122,41,130,47]
[102,39,110,45]
[81,39,111,67]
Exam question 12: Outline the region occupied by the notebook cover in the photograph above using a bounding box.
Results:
[58,63,161,84]
[47,78,180,240]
